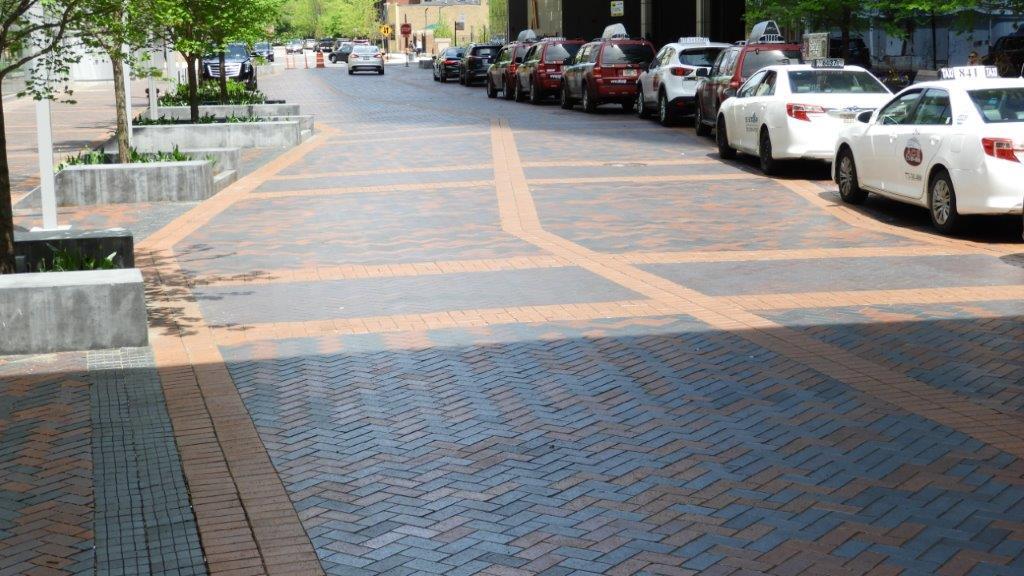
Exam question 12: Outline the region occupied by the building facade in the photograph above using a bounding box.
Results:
[507,0,747,47]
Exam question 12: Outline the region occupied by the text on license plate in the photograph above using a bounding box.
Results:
[610,79,627,84]
[550,74,562,79]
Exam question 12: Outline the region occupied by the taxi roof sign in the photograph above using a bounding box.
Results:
[517,29,538,42]
[748,20,785,44]
[940,66,999,80]
[678,36,711,46]
[811,58,845,69]
[602,23,629,39]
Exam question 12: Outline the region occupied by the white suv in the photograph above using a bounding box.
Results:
[636,38,730,126]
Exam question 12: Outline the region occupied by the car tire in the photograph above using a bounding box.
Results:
[379,68,384,75]
[759,128,779,175]
[502,77,514,100]
[836,147,867,204]
[440,72,447,83]
[695,100,712,137]
[716,116,737,160]
[658,92,674,126]
[348,69,354,75]
[529,79,541,104]
[486,77,498,98]
[929,169,961,234]
[514,79,526,102]
[459,72,466,85]
[560,83,573,109]
[582,84,597,113]
[636,88,651,118]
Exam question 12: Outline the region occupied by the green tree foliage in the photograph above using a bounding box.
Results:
[323,0,377,38]
[0,0,88,273]
[489,0,508,42]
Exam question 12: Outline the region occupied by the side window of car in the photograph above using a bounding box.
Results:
[499,48,510,64]
[721,50,738,76]
[737,70,766,97]
[755,71,777,96]
[710,50,726,76]
[528,46,541,63]
[590,43,602,63]
[878,90,924,125]
[660,48,675,68]
[911,89,952,125]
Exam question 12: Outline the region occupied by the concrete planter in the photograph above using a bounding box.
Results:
[55,161,216,206]
[130,121,302,151]
[142,103,300,120]
[268,115,314,134]
[15,228,135,271]
[0,269,148,355]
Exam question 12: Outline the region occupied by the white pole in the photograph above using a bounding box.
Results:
[123,44,133,147]
[29,4,58,230]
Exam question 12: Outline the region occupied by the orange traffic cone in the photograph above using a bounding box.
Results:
[316,51,324,68]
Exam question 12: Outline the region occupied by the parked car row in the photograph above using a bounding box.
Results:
[430,23,1023,235]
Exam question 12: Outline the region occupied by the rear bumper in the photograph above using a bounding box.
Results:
[595,81,638,100]
[952,163,1024,215]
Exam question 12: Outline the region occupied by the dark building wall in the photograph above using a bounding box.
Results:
[708,0,747,43]
[562,0,641,41]
[651,1,697,47]
[509,0,529,40]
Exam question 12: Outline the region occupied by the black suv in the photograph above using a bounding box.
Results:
[986,32,1024,77]
[459,43,502,85]
[318,38,335,53]
[202,43,257,89]
[330,41,354,63]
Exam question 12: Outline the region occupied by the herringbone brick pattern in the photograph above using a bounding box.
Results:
[223,317,1024,576]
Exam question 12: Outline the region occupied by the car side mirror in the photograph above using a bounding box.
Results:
[695,68,709,78]
[857,110,873,124]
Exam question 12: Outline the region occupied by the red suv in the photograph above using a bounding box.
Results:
[560,35,655,113]
[486,40,536,99]
[694,37,802,135]
[511,39,585,103]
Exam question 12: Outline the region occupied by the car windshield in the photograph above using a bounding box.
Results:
[472,47,498,58]
[968,88,1024,123]
[601,43,655,65]
[1000,37,1024,50]
[788,70,888,94]
[207,44,248,59]
[444,49,463,58]
[544,43,582,63]
[254,43,269,50]
[678,48,723,67]
[741,49,801,77]
[353,46,378,54]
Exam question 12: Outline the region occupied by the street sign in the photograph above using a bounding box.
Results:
[380,24,392,36]
[610,1,624,17]
[401,23,412,36]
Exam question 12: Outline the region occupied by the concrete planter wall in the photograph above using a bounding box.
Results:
[130,121,302,151]
[143,103,300,120]
[15,228,135,271]
[55,161,215,206]
[0,269,148,355]
[268,115,314,134]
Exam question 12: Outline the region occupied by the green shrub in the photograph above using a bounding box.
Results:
[158,81,266,106]
[36,245,117,272]
[134,113,218,125]
[58,146,195,170]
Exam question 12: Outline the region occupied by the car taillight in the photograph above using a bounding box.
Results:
[593,67,603,79]
[786,103,826,122]
[981,138,1022,162]
[670,66,694,77]
[444,59,458,64]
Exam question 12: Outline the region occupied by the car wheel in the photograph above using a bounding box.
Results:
[582,84,597,113]
[636,88,651,118]
[459,72,466,85]
[502,77,514,100]
[695,100,712,137]
[514,79,526,102]
[658,92,674,126]
[348,68,354,75]
[929,169,961,234]
[759,127,778,175]
[836,147,867,204]
[529,79,541,104]
[560,83,573,109]
[486,77,497,98]
[716,116,736,160]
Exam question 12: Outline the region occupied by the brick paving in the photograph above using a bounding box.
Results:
[4,61,1024,576]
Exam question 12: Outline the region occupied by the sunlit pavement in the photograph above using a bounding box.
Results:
[2,64,1023,576]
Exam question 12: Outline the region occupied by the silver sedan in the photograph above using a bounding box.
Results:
[348,45,385,75]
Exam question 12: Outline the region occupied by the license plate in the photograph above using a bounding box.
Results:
[550,74,562,79]
[610,79,627,84]
[623,69,638,77]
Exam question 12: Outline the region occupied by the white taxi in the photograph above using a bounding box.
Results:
[635,37,730,126]
[716,60,892,174]
[833,67,1024,233]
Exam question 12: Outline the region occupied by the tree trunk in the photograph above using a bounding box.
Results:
[218,51,228,105]
[185,53,200,123]
[110,55,132,163]
[0,84,15,274]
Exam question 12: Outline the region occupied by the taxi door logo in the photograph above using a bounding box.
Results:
[904,138,924,167]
